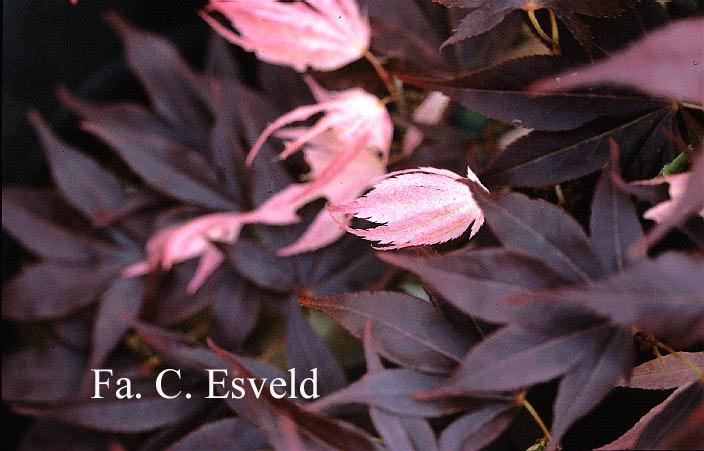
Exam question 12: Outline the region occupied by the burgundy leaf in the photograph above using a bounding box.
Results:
[481,108,673,188]
[309,369,468,418]
[227,240,299,293]
[107,13,212,146]
[598,381,704,450]
[590,163,644,273]
[380,248,570,324]
[300,291,473,374]
[13,394,209,434]
[362,322,439,451]
[620,352,704,390]
[152,263,234,326]
[423,322,612,396]
[209,273,260,348]
[523,252,704,347]
[437,0,639,49]
[3,343,85,402]
[2,262,123,321]
[401,56,664,131]
[533,18,704,104]
[29,111,128,226]
[438,403,517,451]
[65,95,236,210]
[207,339,384,450]
[287,297,347,397]
[86,277,144,372]
[204,32,240,81]
[475,191,603,284]
[168,418,267,451]
[2,188,100,263]
[550,327,636,444]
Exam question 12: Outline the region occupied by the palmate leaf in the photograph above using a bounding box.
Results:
[207,339,384,451]
[362,322,439,451]
[598,381,704,450]
[533,17,704,104]
[481,107,676,187]
[621,352,704,390]
[401,56,665,132]
[300,291,473,374]
[520,253,704,348]
[473,190,603,284]
[437,0,640,49]
[286,296,347,397]
[379,248,569,324]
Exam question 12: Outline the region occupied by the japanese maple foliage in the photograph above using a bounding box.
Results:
[3,1,703,450]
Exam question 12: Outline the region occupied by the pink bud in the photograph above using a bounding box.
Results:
[328,167,488,250]
[201,0,370,72]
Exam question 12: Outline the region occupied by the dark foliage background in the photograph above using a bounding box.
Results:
[3,1,703,450]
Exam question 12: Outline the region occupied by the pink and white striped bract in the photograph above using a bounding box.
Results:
[201,0,370,72]
[329,167,488,250]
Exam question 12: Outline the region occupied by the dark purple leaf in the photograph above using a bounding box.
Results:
[2,262,123,321]
[107,13,212,148]
[168,418,267,451]
[438,0,640,49]
[551,327,636,444]
[153,263,231,326]
[63,93,236,210]
[287,297,347,397]
[598,381,704,450]
[13,394,209,434]
[380,248,570,324]
[481,108,673,188]
[401,56,664,131]
[475,191,603,284]
[29,111,128,226]
[300,291,473,374]
[438,403,517,451]
[204,32,240,81]
[363,321,439,451]
[590,161,644,273]
[3,343,85,402]
[310,368,470,418]
[523,253,704,347]
[209,273,260,349]
[53,309,93,349]
[620,352,704,390]
[424,322,612,396]
[87,277,144,372]
[227,240,299,293]
[533,18,704,104]
[207,339,384,450]
[2,188,99,263]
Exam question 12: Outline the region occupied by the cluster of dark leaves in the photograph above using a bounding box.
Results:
[3,1,703,450]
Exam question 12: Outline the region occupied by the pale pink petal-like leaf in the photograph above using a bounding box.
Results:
[533,18,704,104]
[202,0,370,72]
[329,167,487,249]
[247,85,392,167]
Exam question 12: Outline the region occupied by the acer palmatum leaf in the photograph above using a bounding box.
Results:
[246,79,392,166]
[329,167,487,250]
[201,0,370,72]
[532,18,704,104]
